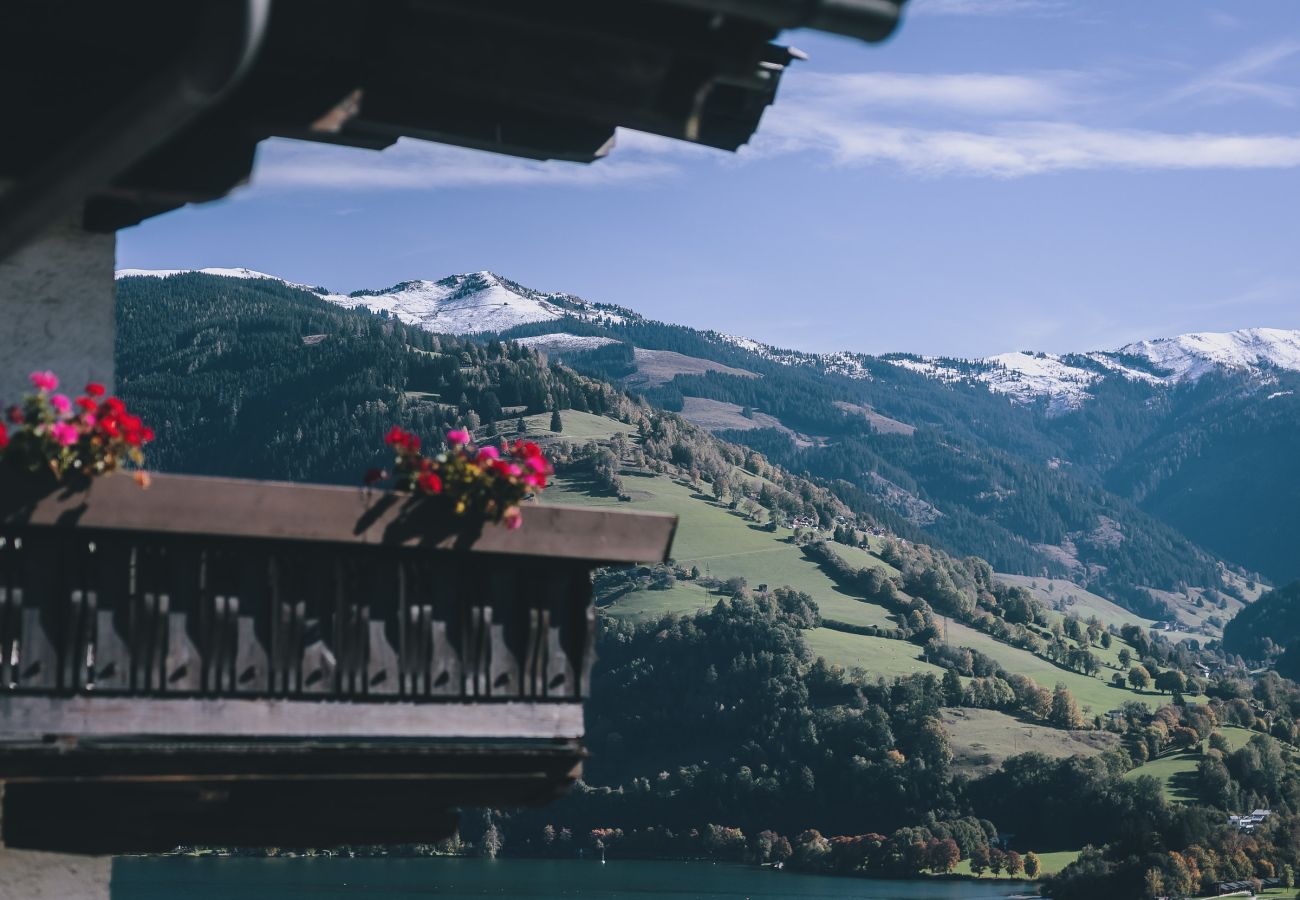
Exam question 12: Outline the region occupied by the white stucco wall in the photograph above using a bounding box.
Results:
[0,219,115,405]
[0,848,111,900]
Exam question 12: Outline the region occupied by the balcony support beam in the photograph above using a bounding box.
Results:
[0,696,584,743]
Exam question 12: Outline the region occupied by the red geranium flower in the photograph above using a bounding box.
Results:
[3,372,153,486]
[373,422,550,529]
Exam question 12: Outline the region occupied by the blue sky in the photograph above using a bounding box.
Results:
[119,0,1300,358]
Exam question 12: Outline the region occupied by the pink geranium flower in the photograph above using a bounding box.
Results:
[446,429,471,446]
[51,422,80,446]
[29,371,58,392]
[50,394,72,415]
[477,445,500,461]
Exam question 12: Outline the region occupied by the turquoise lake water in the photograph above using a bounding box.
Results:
[112,857,1039,899]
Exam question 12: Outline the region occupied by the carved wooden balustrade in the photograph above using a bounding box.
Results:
[0,472,675,853]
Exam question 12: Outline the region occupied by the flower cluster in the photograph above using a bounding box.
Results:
[1,371,154,486]
[368,427,551,529]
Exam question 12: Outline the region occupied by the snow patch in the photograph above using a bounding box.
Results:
[515,333,620,353]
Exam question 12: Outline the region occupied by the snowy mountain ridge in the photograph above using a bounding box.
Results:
[115,267,1300,412]
[716,327,1300,413]
[880,327,1300,413]
[116,268,633,334]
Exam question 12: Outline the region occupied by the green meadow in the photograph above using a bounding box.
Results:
[1126,726,1268,802]
[547,433,1174,723]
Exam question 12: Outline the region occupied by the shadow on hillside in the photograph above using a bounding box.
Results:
[1166,766,1201,801]
[557,472,621,498]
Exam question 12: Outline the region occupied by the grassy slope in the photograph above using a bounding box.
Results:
[602,581,719,621]
[545,423,1172,721]
[941,708,1118,776]
[997,574,1156,631]
[999,572,1239,642]
[942,620,1177,715]
[1125,726,1265,802]
[517,409,634,442]
[804,628,945,679]
[830,543,901,578]
[950,849,1080,877]
[549,473,900,630]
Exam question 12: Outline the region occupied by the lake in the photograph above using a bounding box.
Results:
[112,857,1039,899]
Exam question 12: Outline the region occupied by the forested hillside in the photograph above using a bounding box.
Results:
[493,315,1238,618]
[1103,370,1300,585]
[116,274,622,483]
[1224,582,1300,678]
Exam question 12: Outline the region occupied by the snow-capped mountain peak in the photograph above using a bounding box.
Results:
[1116,327,1300,382]
[336,270,633,333]
[115,267,633,334]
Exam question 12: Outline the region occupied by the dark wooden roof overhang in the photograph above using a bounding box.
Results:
[0,0,905,258]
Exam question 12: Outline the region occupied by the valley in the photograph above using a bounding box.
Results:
[112,269,1300,899]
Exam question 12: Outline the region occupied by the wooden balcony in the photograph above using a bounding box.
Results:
[0,472,675,853]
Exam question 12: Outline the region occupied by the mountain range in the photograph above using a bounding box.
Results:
[117,267,1300,605]
[117,266,1300,408]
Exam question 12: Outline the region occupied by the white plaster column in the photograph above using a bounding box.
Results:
[0,218,116,405]
[0,222,116,894]
[0,786,111,900]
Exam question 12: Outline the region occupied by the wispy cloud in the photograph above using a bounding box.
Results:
[755,111,1300,177]
[1190,278,1300,311]
[254,137,682,191]
[908,0,1071,17]
[733,61,1300,177]
[1207,11,1242,30]
[1164,40,1300,108]
[791,71,1080,115]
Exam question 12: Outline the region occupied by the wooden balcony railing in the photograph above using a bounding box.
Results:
[0,472,675,853]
